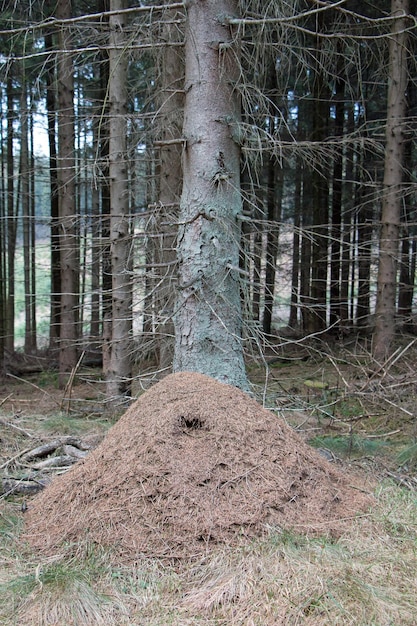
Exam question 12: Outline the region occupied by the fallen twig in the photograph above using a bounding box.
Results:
[6,372,61,408]
[0,393,13,408]
[0,417,34,438]
[0,446,35,470]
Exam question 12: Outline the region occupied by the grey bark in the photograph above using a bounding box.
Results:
[173,0,248,390]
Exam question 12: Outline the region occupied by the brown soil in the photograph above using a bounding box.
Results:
[24,372,373,560]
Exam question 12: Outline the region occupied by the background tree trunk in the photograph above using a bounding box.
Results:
[154,10,184,371]
[373,0,410,361]
[106,0,132,404]
[6,69,16,354]
[21,84,36,354]
[44,29,61,349]
[57,0,79,386]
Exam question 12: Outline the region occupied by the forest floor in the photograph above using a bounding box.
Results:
[1,334,417,625]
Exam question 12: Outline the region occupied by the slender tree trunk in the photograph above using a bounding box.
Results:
[263,159,282,335]
[106,0,132,404]
[98,6,112,377]
[0,88,5,369]
[90,133,101,340]
[89,42,108,341]
[252,186,263,322]
[373,0,409,361]
[354,104,372,329]
[174,0,247,389]
[44,30,61,349]
[57,0,78,385]
[154,10,184,370]
[29,108,37,350]
[397,95,416,329]
[262,62,282,336]
[21,86,35,353]
[6,70,16,354]
[329,62,344,329]
[288,156,302,330]
[310,70,330,332]
[298,97,314,334]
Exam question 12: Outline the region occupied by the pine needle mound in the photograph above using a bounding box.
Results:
[24,372,373,559]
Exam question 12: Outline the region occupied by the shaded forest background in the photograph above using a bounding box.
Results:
[1,0,417,406]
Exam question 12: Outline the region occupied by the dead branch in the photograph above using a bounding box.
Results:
[32,456,78,470]
[1,476,51,497]
[20,437,89,463]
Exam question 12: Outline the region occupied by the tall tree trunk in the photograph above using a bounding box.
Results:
[21,85,36,353]
[154,9,184,370]
[262,159,282,335]
[310,60,330,333]
[262,61,282,336]
[89,32,108,342]
[44,29,61,349]
[288,156,302,330]
[106,0,132,404]
[174,0,247,389]
[354,104,372,329]
[373,0,409,361]
[6,70,16,354]
[29,106,37,350]
[397,85,416,330]
[98,2,112,378]
[0,88,5,369]
[298,96,314,334]
[329,60,344,329]
[57,0,78,385]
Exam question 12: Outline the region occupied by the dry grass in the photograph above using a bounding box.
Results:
[1,482,416,625]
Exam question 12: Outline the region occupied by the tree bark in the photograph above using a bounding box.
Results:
[310,35,330,333]
[56,0,79,386]
[44,29,61,349]
[262,62,282,336]
[174,0,247,390]
[6,69,16,354]
[373,0,410,361]
[329,56,344,330]
[154,9,184,370]
[21,85,36,354]
[106,0,132,404]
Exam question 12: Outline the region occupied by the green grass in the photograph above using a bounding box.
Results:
[309,434,392,458]
[14,242,51,348]
[37,412,112,436]
[396,442,417,471]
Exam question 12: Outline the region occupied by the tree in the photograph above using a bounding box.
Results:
[44,25,61,348]
[106,0,132,403]
[173,0,247,389]
[153,7,184,370]
[373,0,410,361]
[5,63,16,355]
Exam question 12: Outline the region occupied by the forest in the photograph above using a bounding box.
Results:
[1,2,417,624]
[0,0,416,403]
